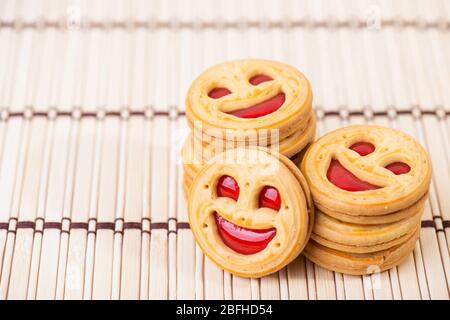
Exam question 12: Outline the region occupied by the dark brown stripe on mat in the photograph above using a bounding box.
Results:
[421,220,436,228]
[321,109,449,118]
[373,111,391,116]
[177,222,190,230]
[323,111,341,116]
[167,222,191,234]
[70,222,89,230]
[96,222,115,230]
[129,111,146,116]
[397,110,415,115]
[81,112,97,117]
[33,111,49,117]
[1,19,449,31]
[5,109,186,119]
[151,222,169,229]
[44,222,62,229]
[123,222,142,230]
[348,111,365,116]
[2,108,447,120]
[0,219,447,232]
[104,111,121,116]
[153,111,173,116]
[16,221,36,229]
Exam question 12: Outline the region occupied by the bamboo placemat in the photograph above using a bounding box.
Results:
[0,0,449,300]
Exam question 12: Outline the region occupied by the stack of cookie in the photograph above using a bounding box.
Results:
[301,125,432,275]
[182,59,316,194]
[187,147,314,278]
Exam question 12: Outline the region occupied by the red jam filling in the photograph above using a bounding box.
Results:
[349,142,375,156]
[217,175,240,201]
[327,142,410,191]
[214,213,276,255]
[208,87,231,99]
[259,186,281,211]
[385,162,410,175]
[249,74,273,85]
[327,160,381,192]
[327,141,381,192]
[228,92,285,118]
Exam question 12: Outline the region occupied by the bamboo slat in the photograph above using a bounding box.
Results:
[0,0,449,300]
[91,118,120,299]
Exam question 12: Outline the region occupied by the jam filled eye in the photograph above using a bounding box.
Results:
[349,142,375,156]
[385,162,410,175]
[217,175,240,201]
[208,87,231,99]
[249,74,273,85]
[258,186,281,211]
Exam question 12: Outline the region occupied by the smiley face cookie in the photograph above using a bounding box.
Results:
[188,147,313,278]
[186,59,313,142]
[182,60,316,197]
[301,125,432,216]
[301,125,431,275]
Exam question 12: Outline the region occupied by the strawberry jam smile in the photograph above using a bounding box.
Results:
[327,141,381,192]
[327,160,381,192]
[326,142,411,192]
[228,93,286,118]
[214,213,276,255]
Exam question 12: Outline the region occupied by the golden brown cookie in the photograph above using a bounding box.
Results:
[316,193,428,225]
[301,125,432,216]
[311,208,423,253]
[188,147,313,278]
[189,111,316,161]
[183,173,192,196]
[186,59,313,142]
[182,116,316,195]
[303,227,420,275]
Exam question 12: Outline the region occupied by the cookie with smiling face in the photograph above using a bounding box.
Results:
[186,59,313,143]
[182,60,316,196]
[301,125,432,217]
[188,147,313,278]
[301,125,432,275]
